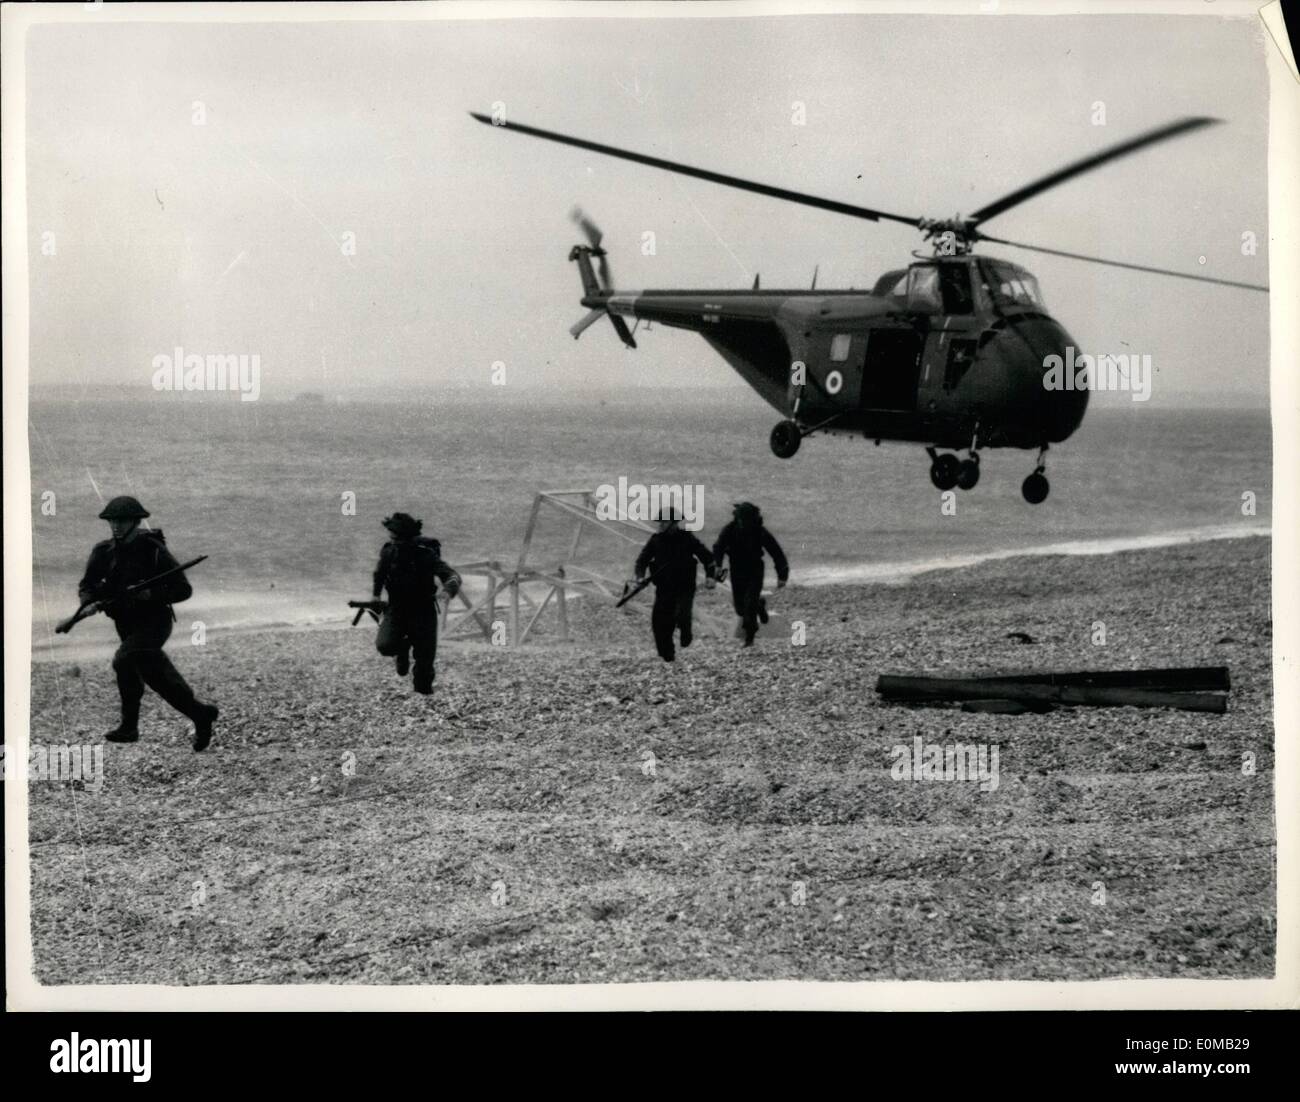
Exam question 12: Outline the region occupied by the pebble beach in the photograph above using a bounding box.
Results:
[26,533,1274,985]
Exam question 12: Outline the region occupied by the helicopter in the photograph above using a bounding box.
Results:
[470,112,1268,503]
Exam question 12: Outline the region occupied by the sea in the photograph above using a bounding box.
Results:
[26,389,1271,655]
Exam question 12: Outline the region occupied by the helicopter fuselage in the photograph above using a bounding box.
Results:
[585,254,1088,452]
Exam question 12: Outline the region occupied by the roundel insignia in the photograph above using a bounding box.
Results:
[825,370,844,395]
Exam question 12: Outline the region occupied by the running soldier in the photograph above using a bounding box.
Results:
[76,496,218,750]
[633,508,717,662]
[712,501,789,647]
[371,513,461,694]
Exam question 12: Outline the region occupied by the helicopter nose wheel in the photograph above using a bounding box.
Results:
[956,454,980,491]
[770,419,802,459]
[929,452,960,491]
[1022,446,1050,504]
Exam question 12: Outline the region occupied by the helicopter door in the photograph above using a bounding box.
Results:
[859,328,923,411]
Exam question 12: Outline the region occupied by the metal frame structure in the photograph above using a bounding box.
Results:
[439,489,641,646]
[440,490,731,645]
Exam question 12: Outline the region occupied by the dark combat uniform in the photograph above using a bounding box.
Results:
[372,513,461,694]
[77,496,218,750]
[713,502,789,646]
[634,519,717,662]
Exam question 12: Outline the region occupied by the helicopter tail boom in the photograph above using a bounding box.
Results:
[570,244,603,299]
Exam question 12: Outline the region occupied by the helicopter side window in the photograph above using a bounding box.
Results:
[906,266,941,313]
[944,339,978,390]
[938,264,974,314]
[830,334,852,362]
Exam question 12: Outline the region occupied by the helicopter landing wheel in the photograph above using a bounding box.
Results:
[930,452,960,491]
[956,456,981,491]
[770,420,802,459]
[1022,468,1049,504]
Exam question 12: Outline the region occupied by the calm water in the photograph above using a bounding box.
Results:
[28,391,1270,647]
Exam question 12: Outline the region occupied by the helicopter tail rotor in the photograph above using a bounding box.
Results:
[571,206,615,288]
[568,208,637,349]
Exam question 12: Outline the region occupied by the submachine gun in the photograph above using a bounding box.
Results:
[347,599,389,626]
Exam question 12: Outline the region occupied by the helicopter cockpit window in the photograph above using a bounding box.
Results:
[872,270,909,299]
[907,266,941,312]
[830,334,852,362]
[938,264,974,314]
[979,260,1045,310]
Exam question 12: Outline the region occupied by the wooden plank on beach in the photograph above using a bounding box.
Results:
[876,675,1227,714]
[978,667,1230,692]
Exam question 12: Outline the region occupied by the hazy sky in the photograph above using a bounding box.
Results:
[25,11,1270,406]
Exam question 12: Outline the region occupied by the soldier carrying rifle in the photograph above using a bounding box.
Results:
[71,496,218,750]
[632,507,717,663]
[370,513,461,694]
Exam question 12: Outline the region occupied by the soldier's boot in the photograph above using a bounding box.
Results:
[650,600,676,662]
[136,651,215,750]
[395,650,410,677]
[108,656,143,742]
[191,703,219,752]
[106,695,141,742]
[677,597,694,649]
[411,631,436,694]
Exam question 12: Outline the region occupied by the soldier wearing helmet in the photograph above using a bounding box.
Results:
[712,501,789,647]
[77,496,219,750]
[633,506,717,662]
[371,512,461,694]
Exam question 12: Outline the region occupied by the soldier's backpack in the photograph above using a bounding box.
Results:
[382,537,445,602]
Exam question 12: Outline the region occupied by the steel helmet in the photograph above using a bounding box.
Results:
[98,495,150,520]
[383,512,423,537]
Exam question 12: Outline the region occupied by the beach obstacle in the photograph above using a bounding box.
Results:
[876,667,1231,714]
[440,490,732,645]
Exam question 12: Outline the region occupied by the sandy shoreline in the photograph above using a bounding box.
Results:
[26,535,1275,984]
[30,525,1272,664]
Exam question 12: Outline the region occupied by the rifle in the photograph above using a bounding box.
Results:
[615,575,654,609]
[347,599,389,626]
[616,561,720,608]
[56,555,208,634]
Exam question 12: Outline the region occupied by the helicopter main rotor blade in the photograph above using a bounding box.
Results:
[978,233,1268,292]
[968,116,1220,227]
[470,112,922,228]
